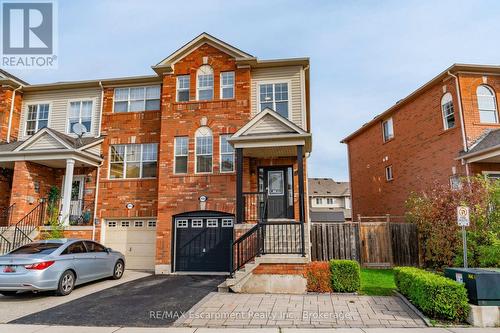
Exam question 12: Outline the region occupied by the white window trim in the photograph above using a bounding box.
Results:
[482,171,500,179]
[256,79,292,118]
[24,101,52,137]
[108,143,158,180]
[112,85,161,113]
[222,218,233,227]
[174,136,189,175]
[176,219,188,228]
[220,71,235,100]
[441,93,455,130]
[192,219,203,228]
[194,129,213,174]
[219,134,235,173]
[66,98,96,136]
[196,66,214,101]
[176,75,190,102]
[477,85,499,124]
[385,165,394,181]
[206,219,218,227]
[382,118,394,142]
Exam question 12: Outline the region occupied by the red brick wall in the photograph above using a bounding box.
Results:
[346,79,465,218]
[97,89,161,222]
[9,161,62,223]
[458,74,500,144]
[156,44,252,266]
[0,87,22,143]
[253,263,306,275]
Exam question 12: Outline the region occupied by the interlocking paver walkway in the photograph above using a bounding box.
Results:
[174,292,427,328]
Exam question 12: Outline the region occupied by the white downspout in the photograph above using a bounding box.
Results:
[7,85,23,143]
[91,164,101,241]
[98,81,104,137]
[448,71,467,152]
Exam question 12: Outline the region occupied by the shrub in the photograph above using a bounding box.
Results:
[394,267,469,322]
[478,243,500,267]
[329,259,360,292]
[304,261,332,292]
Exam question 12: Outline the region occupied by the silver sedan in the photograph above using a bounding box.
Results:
[0,239,125,296]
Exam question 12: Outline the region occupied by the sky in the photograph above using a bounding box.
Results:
[8,0,500,181]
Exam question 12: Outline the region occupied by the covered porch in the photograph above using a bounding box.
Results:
[459,129,500,180]
[228,109,312,272]
[0,128,103,228]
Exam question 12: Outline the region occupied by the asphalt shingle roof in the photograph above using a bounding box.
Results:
[460,129,500,157]
[308,178,350,196]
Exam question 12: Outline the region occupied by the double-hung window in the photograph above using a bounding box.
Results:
[69,100,93,134]
[441,93,455,130]
[197,65,214,101]
[477,85,499,124]
[220,72,235,99]
[176,75,190,102]
[195,127,213,173]
[259,82,289,118]
[382,118,394,142]
[220,134,234,172]
[114,86,161,112]
[109,143,158,179]
[174,137,189,174]
[26,104,49,135]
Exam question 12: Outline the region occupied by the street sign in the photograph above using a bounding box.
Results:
[457,206,470,268]
[457,206,470,227]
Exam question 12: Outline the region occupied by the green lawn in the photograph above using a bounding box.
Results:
[360,269,396,296]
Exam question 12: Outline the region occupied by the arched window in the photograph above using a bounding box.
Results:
[477,85,499,124]
[197,65,214,101]
[195,126,213,173]
[441,93,455,130]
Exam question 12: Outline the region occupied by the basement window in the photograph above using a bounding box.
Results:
[385,165,394,181]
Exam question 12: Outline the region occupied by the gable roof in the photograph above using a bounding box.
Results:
[0,68,29,86]
[8,128,103,152]
[308,178,350,196]
[232,108,308,139]
[153,32,254,73]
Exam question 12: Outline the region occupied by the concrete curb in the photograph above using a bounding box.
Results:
[394,291,432,327]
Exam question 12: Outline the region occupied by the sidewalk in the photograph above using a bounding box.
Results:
[0,324,498,333]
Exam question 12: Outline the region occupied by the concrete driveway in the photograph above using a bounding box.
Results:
[11,275,225,327]
[0,270,150,323]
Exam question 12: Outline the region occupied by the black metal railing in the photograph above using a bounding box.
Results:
[242,192,267,223]
[12,201,46,249]
[231,221,305,273]
[0,232,12,254]
[0,203,15,227]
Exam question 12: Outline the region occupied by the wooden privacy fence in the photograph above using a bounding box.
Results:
[310,216,419,267]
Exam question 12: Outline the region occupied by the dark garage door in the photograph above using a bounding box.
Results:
[174,211,234,273]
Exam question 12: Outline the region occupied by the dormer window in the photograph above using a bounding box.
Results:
[197,65,214,101]
[382,118,394,142]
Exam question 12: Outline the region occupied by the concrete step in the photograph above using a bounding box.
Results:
[217,281,230,293]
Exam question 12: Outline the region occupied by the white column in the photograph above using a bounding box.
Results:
[61,159,75,226]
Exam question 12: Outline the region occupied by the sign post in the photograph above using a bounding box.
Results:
[457,206,470,268]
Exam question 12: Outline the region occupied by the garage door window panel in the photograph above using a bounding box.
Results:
[192,219,203,228]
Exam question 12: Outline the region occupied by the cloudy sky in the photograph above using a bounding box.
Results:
[8,0,500,180]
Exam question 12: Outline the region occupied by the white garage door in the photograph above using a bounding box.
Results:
[105,220,156,271]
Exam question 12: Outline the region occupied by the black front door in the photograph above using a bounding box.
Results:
[174,212,234,272]
[260,167,294,219]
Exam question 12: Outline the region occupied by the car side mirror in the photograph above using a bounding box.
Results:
[106,248,112,253]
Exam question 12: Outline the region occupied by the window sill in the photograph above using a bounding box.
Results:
[438,126,458,136]
[473,122,500,127]
[103,178,157,182]
[110,110,160,115]
[382,137,395,145]
[173,99,236,105]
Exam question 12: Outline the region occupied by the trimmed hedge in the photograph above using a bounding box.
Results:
[394,267,469,321]
[329,259,360,292]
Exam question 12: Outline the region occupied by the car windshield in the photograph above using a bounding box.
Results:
[9,243,62,255]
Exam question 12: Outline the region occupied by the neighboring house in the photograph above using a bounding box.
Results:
[0,33,312,293]
[308,178,351,222]
[342,64,500,218]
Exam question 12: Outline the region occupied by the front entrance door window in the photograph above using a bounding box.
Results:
[268,171,284,196]
[69,176,84,221]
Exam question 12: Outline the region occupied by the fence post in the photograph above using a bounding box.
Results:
[357,214,363,266]
[386,214,394,267]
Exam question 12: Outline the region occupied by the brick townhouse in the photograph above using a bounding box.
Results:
[0,33,312,293]
[343,64,500,218]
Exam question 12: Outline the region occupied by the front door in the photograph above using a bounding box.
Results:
[69,176,85,221]
[260,167,294,219]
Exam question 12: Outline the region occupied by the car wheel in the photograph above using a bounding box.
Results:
[112,260,124,280]
[56,270,75,296]
[0,291,18,296]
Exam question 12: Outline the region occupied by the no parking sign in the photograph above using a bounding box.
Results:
[457,206,470,227]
